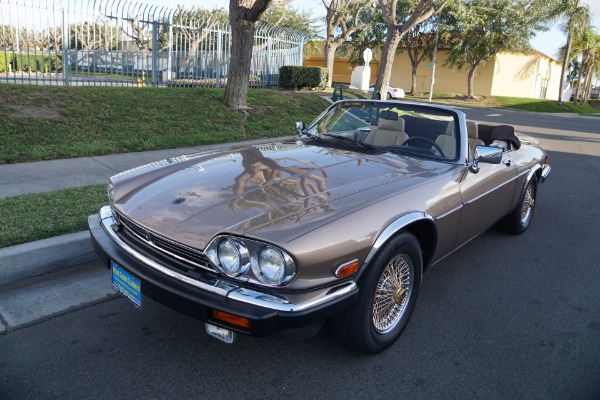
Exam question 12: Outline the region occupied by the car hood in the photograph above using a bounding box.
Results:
[112,141,446,250]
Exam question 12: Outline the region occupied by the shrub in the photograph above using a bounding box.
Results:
[279,66,328,90]
[0,53,10,72]
[279,66,303,89]
[10,53,62,72]
[12,53,36,72]
[303,67,328,90]
[41,54,62,72]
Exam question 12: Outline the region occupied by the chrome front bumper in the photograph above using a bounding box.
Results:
[96,206,357,313]
[541,164,551,182]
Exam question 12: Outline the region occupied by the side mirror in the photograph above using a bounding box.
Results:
[469,145,503,173]
[295,121,305,135]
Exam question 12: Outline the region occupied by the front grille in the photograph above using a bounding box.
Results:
[114,210,217,273]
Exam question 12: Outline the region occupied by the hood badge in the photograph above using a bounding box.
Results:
[144,231,153,242]
[172,197,186,205]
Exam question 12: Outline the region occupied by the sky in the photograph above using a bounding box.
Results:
[531,0,600,59]
[197,0,600,61]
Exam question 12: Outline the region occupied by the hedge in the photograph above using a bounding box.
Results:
[0,53,62,73]
[0,53,9,73]
[279,66,328,90]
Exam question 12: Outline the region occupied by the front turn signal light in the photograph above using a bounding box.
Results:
[335,259,360,279]
[213,310,251,329]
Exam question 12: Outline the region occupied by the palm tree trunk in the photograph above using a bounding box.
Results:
[573,53,586,105]
[583,62,594,105]
[558,33,572,105]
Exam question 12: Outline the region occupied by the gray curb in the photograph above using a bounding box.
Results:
[0,231,98,288]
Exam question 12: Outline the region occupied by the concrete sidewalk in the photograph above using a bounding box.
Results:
[1,137,293,200]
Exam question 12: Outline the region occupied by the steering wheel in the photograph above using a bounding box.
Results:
[401,136,446,158]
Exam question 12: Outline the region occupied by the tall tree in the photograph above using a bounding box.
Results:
[258,4,321,55]
[323,0,374,87]
[443,0,557,99]
[171,6,228,53]
[571,26,598,104]
[554,0,590,105]
[399,20,437,94]
[340,7,386,67]
[374,0,446,97]
[224,0,289,108]
[582,45,599,105]
[260,4,321,38]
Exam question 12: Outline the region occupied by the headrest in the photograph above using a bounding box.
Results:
[445,121,455,136]
[378,116,405,132]
[380,110,398,121]
[466,120,478,139]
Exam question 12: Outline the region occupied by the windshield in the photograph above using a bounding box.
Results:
[305,101,460,161]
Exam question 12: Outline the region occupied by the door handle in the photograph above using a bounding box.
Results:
[502,159,512,167]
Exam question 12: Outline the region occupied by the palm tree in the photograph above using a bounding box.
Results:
[571,27,599,104]
[581,31,600,105]
[555,0,590,105]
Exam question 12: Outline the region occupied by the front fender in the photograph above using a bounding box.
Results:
[357,212,437,284]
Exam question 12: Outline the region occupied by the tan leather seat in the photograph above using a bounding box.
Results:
[434,121,457,158]
[364,116,408,146]
[466,120,484,160]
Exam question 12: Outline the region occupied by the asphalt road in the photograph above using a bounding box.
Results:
[1,108,599,400]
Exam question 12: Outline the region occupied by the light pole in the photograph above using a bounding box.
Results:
[428,23,439,103]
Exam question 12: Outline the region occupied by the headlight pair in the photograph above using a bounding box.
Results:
[207,236,296,286]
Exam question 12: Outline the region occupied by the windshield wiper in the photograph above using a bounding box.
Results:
[320,133,378,151]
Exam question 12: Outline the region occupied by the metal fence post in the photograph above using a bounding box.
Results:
[216,28,222,88]
[62,8,69,86]
[151,21,158,86]
[266,37,272,86]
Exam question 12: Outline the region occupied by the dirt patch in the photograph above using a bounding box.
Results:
[453,95,486,102]
[9,104,61,119]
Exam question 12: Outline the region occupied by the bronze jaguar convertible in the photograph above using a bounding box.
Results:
[89,99,550,353]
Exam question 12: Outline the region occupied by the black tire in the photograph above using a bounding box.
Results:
[329,232,422,353]
[499,174,538,234]
[386,92,392,99]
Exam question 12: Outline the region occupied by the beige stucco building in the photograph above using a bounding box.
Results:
[305,46,562,100]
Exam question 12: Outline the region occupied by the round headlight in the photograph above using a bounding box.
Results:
[218,239,241,276]
[255,246,286,285]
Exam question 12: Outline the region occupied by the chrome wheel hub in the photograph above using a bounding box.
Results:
[520,184,535,224]
[372,254,413,334]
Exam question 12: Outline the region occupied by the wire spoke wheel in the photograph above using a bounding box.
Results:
[371,254,414,334]
[499,174,538,235]
[329,232,421,353]
[520,183,535,225]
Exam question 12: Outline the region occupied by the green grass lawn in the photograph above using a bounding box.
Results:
[0,185,107,248]
[404,92,600,114]
[327,85,599,114]
[0,85,329,164]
